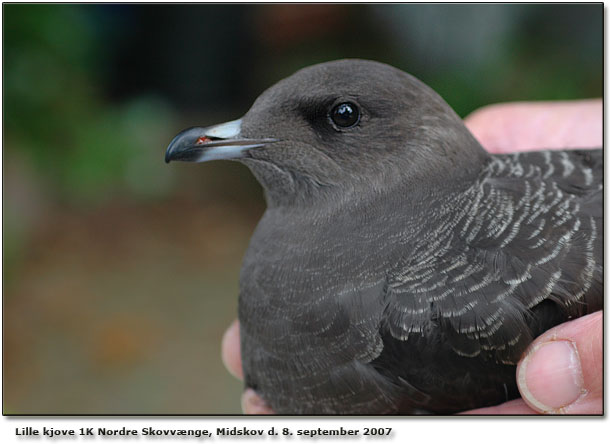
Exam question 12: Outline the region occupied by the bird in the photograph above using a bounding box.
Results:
[165,59,603,414]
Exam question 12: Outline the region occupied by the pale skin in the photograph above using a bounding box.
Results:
[221,99,603,415]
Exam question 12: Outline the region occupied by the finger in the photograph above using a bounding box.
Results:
[222,322,276,414]
[516,311,602,414]
[460,398,538,415]
[464,99,602,153]
[241,389,275,414]
[221,319,243,380]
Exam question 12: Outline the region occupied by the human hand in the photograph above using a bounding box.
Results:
[462,311,602,414]
[222,99,603,415]
[463,99,602,153]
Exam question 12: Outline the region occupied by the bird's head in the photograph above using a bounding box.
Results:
[165,59,488,207]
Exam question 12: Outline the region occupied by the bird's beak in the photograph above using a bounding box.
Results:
[165,119,277,163]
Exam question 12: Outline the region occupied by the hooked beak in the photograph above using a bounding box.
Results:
[164,119,277,163]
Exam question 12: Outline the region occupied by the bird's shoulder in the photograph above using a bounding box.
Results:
[491,148,602,198]
[381,148,603,365]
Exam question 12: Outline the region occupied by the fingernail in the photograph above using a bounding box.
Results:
[518,340,585,413]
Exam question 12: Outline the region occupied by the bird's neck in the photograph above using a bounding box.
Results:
[246,158,489,212]
[239,158,331,209]
[255,160,490,247]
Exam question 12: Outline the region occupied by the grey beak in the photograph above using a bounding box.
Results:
[165,119,277,164]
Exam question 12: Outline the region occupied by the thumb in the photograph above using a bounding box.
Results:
[516,311,602,414]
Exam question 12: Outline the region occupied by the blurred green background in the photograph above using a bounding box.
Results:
[2,4,602,414]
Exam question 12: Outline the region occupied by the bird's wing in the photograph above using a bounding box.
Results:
[382,149,603,365]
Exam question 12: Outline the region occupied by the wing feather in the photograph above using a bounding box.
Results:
[382,149,603,366]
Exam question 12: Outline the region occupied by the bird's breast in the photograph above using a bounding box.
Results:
[237,214,398,413]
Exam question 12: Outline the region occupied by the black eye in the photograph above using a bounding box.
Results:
[330,102,360,128]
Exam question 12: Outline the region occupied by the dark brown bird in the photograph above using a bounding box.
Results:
[166,59,603,414]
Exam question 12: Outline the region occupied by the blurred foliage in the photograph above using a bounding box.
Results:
[2,3,602,414]
[4,4,176,205]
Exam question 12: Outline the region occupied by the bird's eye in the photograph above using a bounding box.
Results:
[330,102,360,128]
